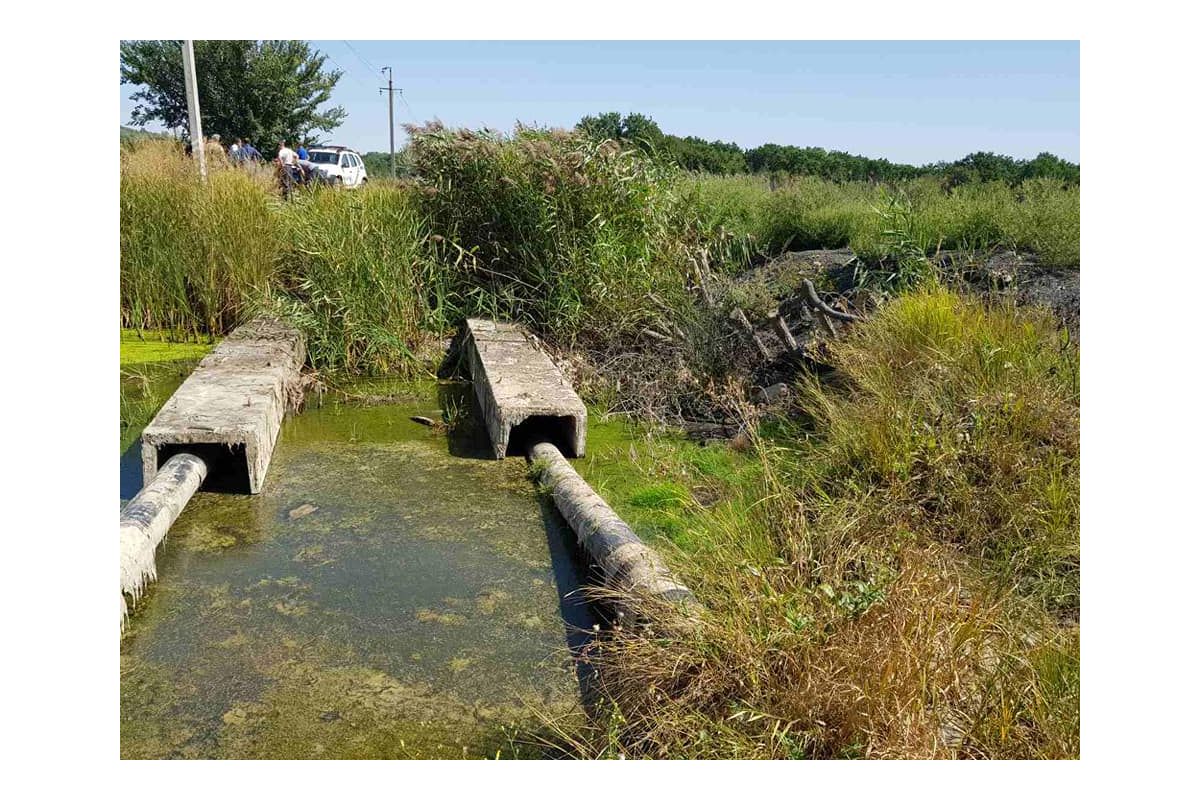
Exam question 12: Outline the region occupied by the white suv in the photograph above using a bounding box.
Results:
[306,147,368,187]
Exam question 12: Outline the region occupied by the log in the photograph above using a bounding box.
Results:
[802,279,862,322]
[768,311,799,351]
[732,308,772,359]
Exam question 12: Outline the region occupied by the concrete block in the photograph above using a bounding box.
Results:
[463,319,587,459]
[140,317,305,494]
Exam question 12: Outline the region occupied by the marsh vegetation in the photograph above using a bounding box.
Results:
[120,125,1079,759]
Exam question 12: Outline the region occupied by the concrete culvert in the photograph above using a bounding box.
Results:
[529,441,699,626]
[121,317,305,629]
[464,317,698,628]
[120,453,208,625]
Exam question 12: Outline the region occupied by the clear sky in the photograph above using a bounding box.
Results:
[120,40,1079,165]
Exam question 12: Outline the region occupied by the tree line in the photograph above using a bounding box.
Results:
[121,40,345,152]
[576,112,1080,185]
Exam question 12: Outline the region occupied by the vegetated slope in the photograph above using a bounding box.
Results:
[565,289,1079,759]
[119,130,1080,758]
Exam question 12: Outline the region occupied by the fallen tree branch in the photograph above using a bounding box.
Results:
[732,308,772,359]
[641,327,672,343]
[803,279,863,322]
[768,311,799,352]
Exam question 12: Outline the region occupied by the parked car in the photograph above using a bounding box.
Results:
[306,146,369,187]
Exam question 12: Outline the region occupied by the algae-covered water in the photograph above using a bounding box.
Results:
[120,360,597,759]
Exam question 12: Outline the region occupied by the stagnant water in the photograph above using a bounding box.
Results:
[120,368,598,759]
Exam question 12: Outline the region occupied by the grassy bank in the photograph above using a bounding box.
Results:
[688,173,1080,270]
[119,132,1079,758]
[562,288,1078,759]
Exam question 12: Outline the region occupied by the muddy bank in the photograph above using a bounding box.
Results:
[740,248,1079,336]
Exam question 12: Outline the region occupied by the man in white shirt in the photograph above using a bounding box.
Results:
[277,141,297,166]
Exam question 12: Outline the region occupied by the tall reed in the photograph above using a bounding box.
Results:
[120,139,278,335]
[272,185,441,375]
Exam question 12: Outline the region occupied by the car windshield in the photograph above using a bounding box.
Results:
[308,151,339,164]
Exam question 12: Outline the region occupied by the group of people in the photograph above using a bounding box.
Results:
[228,137,263,163]
[183,133,321,196]
[274,140,325,194]
[184,134,262,166]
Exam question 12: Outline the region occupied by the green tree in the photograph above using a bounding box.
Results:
[576,111,624,141]
[576,111,663,147]
[120,40,346,151]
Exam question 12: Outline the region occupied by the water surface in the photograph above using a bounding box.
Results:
[121,373,596,759]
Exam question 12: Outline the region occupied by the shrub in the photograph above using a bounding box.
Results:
[405,123,694,344]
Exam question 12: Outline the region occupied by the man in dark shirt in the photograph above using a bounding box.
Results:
[239,141,262,162]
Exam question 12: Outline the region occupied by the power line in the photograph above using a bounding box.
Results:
[324,52,374,92]
[398,90,416,122]
[342,41,379,74]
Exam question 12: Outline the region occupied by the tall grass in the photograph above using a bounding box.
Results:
[566,289,1079,759]
[120,140,278,335]
[272,186,442,375]
[688,173,1081,271]
[405,123,693,344]
[120,130,695,366]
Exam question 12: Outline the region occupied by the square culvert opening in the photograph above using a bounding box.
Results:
[156,443,250,494]
[507,415,580,458]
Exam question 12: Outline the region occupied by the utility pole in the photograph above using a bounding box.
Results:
[379,67,398,178]
[181,39,206,181]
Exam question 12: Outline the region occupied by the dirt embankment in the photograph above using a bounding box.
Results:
[700,249,1080,426]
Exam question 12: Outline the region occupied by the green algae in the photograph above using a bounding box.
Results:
[121,329,214,367]
[571,413,757,552]
[121,381,594,759]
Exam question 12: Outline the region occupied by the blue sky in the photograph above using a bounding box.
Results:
[120,40,1079,165]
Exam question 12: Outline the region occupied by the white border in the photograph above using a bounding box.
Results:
[5,0,1197,794]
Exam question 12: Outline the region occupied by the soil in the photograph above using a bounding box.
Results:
[935,250,1080,340]
[700,248,1081,425]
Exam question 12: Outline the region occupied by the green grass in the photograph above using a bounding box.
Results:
[687,173,1080,271]
[573,414,755,552]
[562,289,1079,759]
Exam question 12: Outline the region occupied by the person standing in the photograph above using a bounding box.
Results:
[205,134,227,166]
[276,140,300,195]
[296,142,309,161]
[239,140,262,162]
[229,138,242,162]
[277,141,297,167]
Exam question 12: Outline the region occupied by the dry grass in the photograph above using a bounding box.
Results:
[557,288,1079,759]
